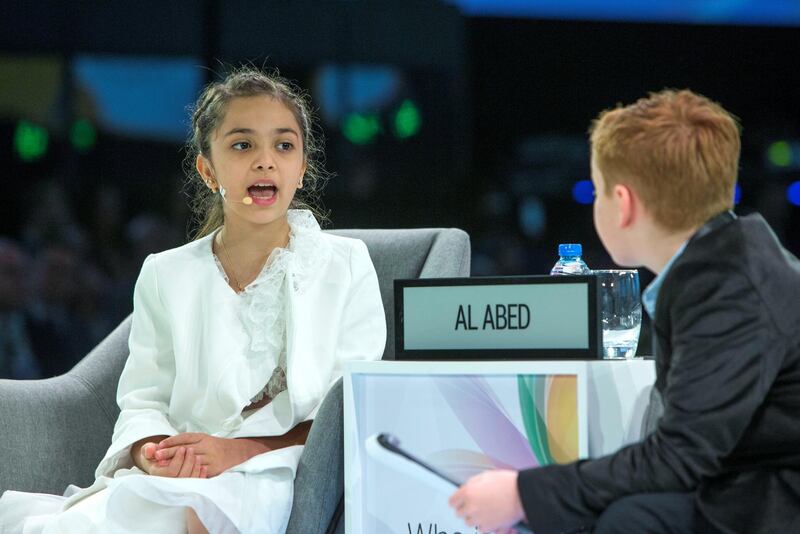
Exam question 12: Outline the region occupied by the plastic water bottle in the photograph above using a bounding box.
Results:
[550,244,591,275]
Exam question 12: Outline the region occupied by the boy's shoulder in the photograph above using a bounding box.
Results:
[661,213,800,336]
[676,213,798,281]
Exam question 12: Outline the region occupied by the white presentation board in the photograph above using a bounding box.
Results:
[344,361,589,534]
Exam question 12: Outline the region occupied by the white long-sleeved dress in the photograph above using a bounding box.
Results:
[0,210,387,533]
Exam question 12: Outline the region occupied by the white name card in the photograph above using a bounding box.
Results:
[395,276,601,359]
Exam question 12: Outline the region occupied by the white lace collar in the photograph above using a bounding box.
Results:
[212,209,331,356]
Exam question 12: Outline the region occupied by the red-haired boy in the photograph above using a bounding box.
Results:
[450,90,800,534]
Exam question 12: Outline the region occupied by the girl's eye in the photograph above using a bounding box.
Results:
[231,141,251,150]
[277,141,294,151]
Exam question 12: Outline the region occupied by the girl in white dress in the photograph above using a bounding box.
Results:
[0,68,387,534]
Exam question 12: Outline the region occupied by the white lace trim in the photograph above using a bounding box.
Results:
[212,210,331,405]
[246,365,287,406]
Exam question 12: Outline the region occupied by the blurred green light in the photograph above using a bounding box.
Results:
[342,113,380,145]
[393,99,421,139]
[768,140,792,167]
[70,119,97,152]
[13,120,48,162]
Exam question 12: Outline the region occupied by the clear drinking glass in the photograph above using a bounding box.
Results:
[595,269,642,359]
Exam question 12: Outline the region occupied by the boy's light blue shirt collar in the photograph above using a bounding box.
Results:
[642,242,687,320]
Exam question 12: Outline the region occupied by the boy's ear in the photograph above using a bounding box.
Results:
[614,184,636,229]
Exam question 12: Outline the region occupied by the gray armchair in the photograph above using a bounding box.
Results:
[0,228,471,534]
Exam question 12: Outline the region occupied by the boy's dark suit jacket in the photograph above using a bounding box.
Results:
[517,212,800,533]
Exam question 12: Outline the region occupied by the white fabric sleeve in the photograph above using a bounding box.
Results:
[305,240,387,421]
[95,254,179,478]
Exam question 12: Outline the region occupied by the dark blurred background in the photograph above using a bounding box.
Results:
[1,0,799,377]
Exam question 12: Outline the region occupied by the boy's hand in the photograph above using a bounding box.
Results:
[448,470,526,533]
[139,441,207,479]
[156,433,250,478]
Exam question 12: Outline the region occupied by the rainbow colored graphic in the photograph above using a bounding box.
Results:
[431,374,579,481]
[518,375,578,465]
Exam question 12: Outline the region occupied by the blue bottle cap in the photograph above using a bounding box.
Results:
[558,243,582,256]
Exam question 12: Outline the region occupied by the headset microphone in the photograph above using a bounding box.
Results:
[219,186,253,205]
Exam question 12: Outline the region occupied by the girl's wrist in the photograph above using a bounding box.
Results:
[233,437,270,462]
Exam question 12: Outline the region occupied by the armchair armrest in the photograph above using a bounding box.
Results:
[0,376,113,494]
[286,378,344,534]
[0,317,130,495]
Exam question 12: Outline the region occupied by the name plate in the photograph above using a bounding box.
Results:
[395,276,600,359]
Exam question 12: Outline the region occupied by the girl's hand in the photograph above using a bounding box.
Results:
[155,433,255,478]
[139,441,208,479]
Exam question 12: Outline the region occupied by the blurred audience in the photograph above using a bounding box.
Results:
[26,242,95,377]
[0,182,183,379]
[0,239,40,379]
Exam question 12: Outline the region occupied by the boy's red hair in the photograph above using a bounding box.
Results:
[590,89,740,231]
